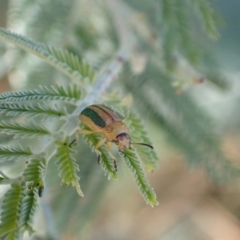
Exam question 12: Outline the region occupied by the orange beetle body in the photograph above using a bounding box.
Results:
[78,104,153,170]
[79,105,131,151]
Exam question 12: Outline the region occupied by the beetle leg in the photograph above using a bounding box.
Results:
[106,142,117,171]
[69,129,95,147]
[107,151,118,171]
[96,140,118,171]
[107,141,112,151]
[95,138,106,149]
[77,129,95,135]
[93,138,106,165]
[93,148,102,164]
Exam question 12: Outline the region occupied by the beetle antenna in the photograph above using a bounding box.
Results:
[131,142,153,149]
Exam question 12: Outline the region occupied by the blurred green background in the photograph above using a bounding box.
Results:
[1,0,240,239]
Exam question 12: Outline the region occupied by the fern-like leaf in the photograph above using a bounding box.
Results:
[0,101,67,119]
[20,160,46,231]
[123,148,158,207]
[0,120,50,139]
[0,84,81,103]
[82,132,117,180]
[0,145,33,162]
[18,188,38,233]
[0,184,23,237]
[55,140,84,196]
[190,0,219,39]
[23,159,46,185]
[125,110,159,172]
[46,46,96,83]
[0,28,95,84]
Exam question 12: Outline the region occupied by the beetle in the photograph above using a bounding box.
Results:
[77,104,153,170]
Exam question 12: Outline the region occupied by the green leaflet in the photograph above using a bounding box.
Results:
[0,145,33,162]
[46,46,96,83]
[0,84,81,103]
[125,110,159,172]
[175,0,200,63]
[0,28,95,85]
[82,132,117,180]
[55,140,84,197]
[0,120,50,139]
[0,101,67,119]
[0,184,23,238]
[18,188,38,233]
[23,159,47,187]
[156,0,219,67]
[160,0,200,64]
[123,148,158,207]
[190,0,219,39]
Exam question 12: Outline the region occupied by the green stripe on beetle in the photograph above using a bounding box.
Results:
[81,108,106,128]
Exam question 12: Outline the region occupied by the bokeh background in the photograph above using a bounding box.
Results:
[1,0,240,239]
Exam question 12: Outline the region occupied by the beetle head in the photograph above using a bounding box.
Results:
[115,133,154,151]
[115,133,131,150]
